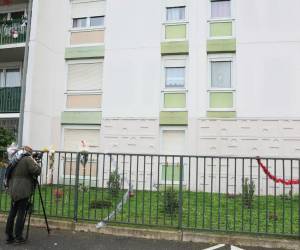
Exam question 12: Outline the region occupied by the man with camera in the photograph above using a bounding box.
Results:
[5,146,41,244]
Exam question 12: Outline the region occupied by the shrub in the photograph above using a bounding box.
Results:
[0,127,15,148]
[90,200,112,209]
[79,183,89,193]
[242,177,255,209]
[107,170,121,197]
[162,188,178,215]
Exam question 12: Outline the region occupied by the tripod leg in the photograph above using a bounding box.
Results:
[25,195,34,240]
[37,181,50,234]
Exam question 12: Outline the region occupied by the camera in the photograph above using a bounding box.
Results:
[32,151,44,164]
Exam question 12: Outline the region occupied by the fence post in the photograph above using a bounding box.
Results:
[178,156,184,230]
[74,152,80,222]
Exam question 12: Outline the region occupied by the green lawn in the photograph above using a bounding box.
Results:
[0,185,298,236]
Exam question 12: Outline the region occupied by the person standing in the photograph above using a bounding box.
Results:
[5,146,41,244]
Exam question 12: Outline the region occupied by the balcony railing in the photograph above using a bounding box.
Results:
[0,87,21,113]
[0,19,27,46]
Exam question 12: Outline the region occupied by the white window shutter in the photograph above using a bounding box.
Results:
[64,129,100,151]
[67,63,103,91]
[162,130,185,155]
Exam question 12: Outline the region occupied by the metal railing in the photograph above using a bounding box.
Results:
[0,87,21,113]
[0,150,299,238]
[0,19,27,45]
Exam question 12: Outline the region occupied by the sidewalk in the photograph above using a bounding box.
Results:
[0,223,288,250]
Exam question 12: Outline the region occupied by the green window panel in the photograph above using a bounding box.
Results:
[207,39,236,53]
[210,92,233,108]
[0,87,21,113]
[161,41,189,55]
[165,24,186,39]
[207,111,236,118]
[164,93,186,108]
[210,22,232,37]
[61,111,102,125]
[159,111,188,126]
[65,45,105,60]
[161,164,181,182]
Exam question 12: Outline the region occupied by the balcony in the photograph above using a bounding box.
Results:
[0,87,21,113]
[0,19,27,46]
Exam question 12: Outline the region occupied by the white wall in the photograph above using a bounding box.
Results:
[23,0,69,149]
[102,0,162,118]
[236,0,300,118]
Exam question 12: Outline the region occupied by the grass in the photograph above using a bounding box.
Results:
[0,185,299,236]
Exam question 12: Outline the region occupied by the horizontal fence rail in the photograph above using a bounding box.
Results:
[0,150,299,238]
[0,20,27,45]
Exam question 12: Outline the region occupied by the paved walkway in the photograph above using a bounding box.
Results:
[0,224,286,250]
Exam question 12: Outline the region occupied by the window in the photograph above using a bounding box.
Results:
[73,18,87,28]
[166,6,185,22]
[211,0,231,19]
[165,67,185,88]
[90,16,104,27]
[73,16,105,28]
[0,68,21,87]
[211,61,231,88]
[209,58,234,110]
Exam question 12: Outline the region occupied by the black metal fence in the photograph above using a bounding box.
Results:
[0,150,299,238]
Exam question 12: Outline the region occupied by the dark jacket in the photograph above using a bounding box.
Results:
[8,156,41,201]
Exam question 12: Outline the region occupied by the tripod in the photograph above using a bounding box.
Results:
[24,178,50,240]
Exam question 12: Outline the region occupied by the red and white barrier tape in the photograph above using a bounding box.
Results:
[256,158,300,185]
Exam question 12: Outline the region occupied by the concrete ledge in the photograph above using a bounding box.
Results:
[0,214,298,249]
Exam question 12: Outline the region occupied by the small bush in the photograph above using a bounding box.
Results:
[162,188,178,215]
[90,200,112,209]
[107,170,121,197]
[79,183,89,193]
[242,177,255,209]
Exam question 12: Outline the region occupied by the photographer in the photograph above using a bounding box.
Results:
[5,146,41,244]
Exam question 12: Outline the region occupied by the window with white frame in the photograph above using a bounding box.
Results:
[211,61,231,88]
[166,6,186,22]
[209,57,234,110]
[211,0,231,19]
[72,16,105,28]
[165,67,185,88]
[0,68,21,88]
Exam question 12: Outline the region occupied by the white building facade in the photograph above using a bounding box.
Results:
[2,0,300,159]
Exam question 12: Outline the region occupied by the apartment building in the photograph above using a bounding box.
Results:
[0,0,30,137]
[1,0,300,159]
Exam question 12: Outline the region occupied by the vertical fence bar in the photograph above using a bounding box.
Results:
[73,153,80,222]
[290,159,293,235]
[128,155,132,223]
[241,158,245,232]
[282,159,285,234]
[234,158,237,231]
[265,158,269,233]
[274,159,277,234]
[187,156,191,228]
[202,157,206,228]
[149,155,153,225]
[135,155,139,224]
[195,157,198,229]
[210,157,214,230]
[298,160,300,239]
[226,157,229,231]
[178,156,183,230]
[257,156,261,233]
[142,156,146,225]
[218,157,221,230]
[156,156,160,225]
